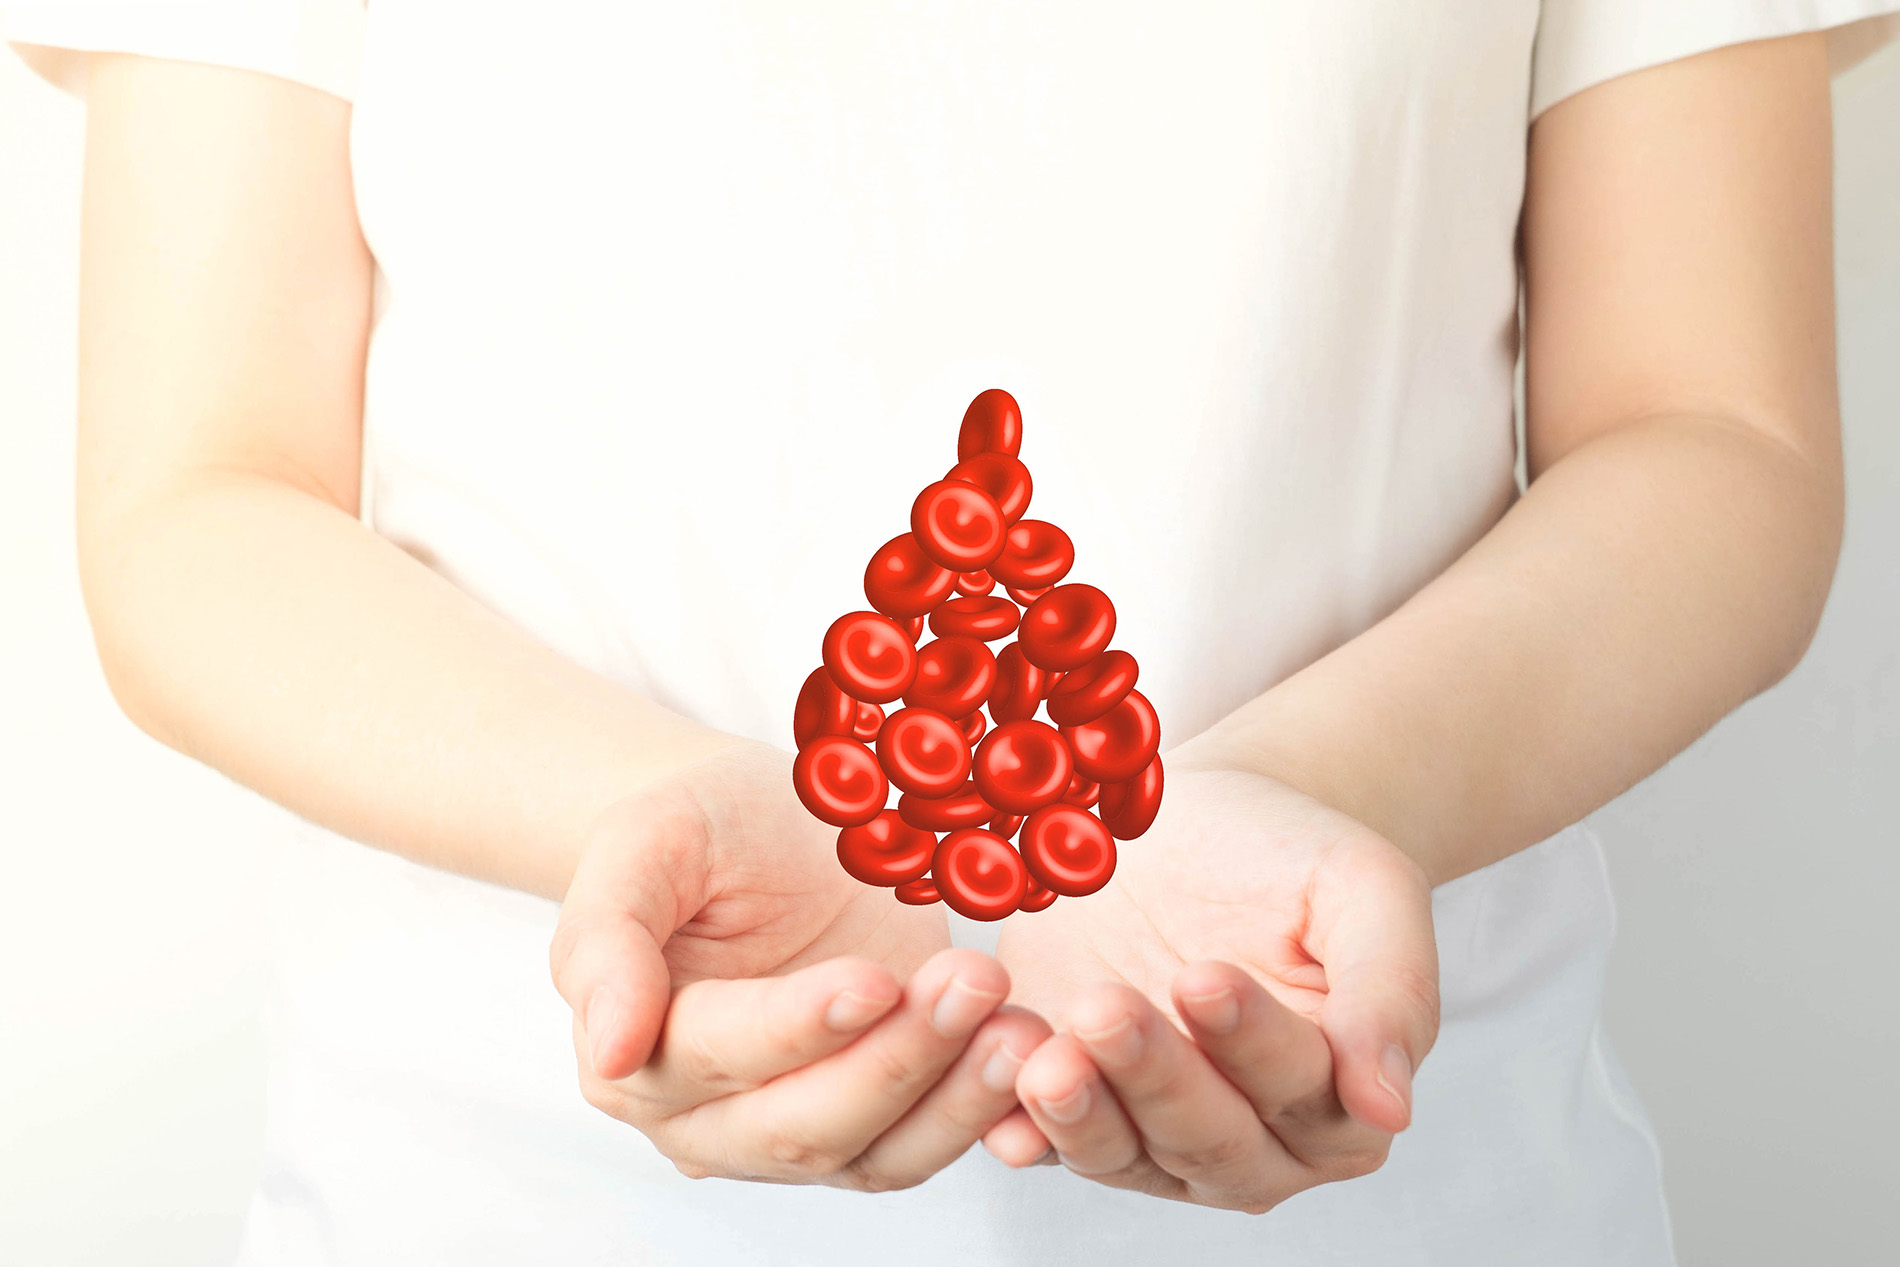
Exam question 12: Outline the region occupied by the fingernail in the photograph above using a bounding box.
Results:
[1075,1015,1143,1066]
[825,988,894,1031]
[980,1041,1027,1093]
[1038,1083,1091,1124]
[1181,987,1239,1035]
[931,975,1005,1038]
[1377,1043,1414,1116]
[586,986,622,1076]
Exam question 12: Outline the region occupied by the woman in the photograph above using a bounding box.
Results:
[7,1,1895,1263]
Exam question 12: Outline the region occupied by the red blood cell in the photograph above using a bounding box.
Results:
[988,642,1059,723]
[898,781,996,831]
[954,569,996,597]
[1045,650,1139,726]
[1019,804,1117,897]
[989,520,1074,591]
[1018,877,1058,913]
[957,388,1023,460]
[895,877,942,906]
[1098,755,1164,840]
[946,453,1032,525]
[835,810,936,886]
[972,719,1075,815]
[911,480,1005,571]
[959,710,988,746]
[823,611,919,704]
[903,615,926,642]
[932,828,1029,921]
[929,596,1020,642]
[793,667,856,749]
[852,700,885,743]
[864,533,957,620]
[988,811,1025,839]
[793,736,888,828]
[1062,689,1160,783]
[1005,584,1051,606]
[903,636,996,718]
[1062,774,1101,808]
[876,707,972,798]
[1018,584,1116,672]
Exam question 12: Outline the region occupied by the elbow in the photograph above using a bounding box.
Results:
[1754,466,1845,692]
[75,513,186,753]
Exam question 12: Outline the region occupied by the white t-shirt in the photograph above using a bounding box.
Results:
[8,3,1897,1264]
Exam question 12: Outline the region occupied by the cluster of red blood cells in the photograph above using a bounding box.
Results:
[792,389,1163,922]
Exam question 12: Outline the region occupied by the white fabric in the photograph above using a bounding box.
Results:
[6,2,1896,1264]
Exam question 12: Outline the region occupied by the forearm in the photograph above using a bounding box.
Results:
[81,468,733,899]
[1183,413,1842,884]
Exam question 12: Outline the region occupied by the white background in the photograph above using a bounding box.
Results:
[3,41,1897,1267]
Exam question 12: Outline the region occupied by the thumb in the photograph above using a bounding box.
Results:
[1311,844,1440,1135]
[549,786,712,1082]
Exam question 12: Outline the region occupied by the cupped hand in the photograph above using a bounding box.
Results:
[550,741,1050,1190]
[985,761,1440,1213]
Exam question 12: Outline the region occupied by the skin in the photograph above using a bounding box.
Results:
[73,29,1841,1208]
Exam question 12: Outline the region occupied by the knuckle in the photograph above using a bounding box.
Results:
[680,1023,735,1090]
[1324,1138,1393,1181]
[860,1037,930,1095]
[1151,1131,1257,1180]
[671,1157,714,1181]
[760,1125,849,1177]
[836,1160,918,1194]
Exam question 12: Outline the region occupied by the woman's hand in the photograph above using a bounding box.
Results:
[984,762,1439,1214]
[550,741,1051,1190]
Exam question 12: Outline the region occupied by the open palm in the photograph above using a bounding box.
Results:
[989,764,1441,1211]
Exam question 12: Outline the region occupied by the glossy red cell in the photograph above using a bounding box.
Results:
[1018,584,1116,672]
[864,533,957,620]
[946,453,1032,525]
[1005,584,1051,606]
[932,828,1029,921]
[1019,804,1116,897]
[823,610,919,704]
[988,811,1025,839]
[793,736,889,828]
[972,719,1075,815]
[835,810,936,887]
[1045,650,1139,726]
[793,667,856,749]
[1017,877,1058,913]
[876,707,972,798]
[957,388,1023,460]
[852,700,885,743]
[911,480,1005,571]
[895,877,942,906]
[959,710,988,746]
[989,520,1074,590]
[928,596,1020,642]
[988,642,1059,723]
[1098,755,1164,840]
[903,636,996,718]
[1062,689,1160,783]
[954,569,995,597]
[1062,774,1101,808]
[903,615,926,642]
[897,781,996,832]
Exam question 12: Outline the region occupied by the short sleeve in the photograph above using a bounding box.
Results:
[1531,0,1900,122]
[0,0,365,103]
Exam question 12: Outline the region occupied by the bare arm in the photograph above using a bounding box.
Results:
[75,54,729,899]
[1187,33,1844,884]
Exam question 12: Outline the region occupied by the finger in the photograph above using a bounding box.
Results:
[1066,983,1294,1208]
[1016,1034,1183,1199]
[693,948,1010,1179]
[842,1004,1053,1189]
[1172,961,1333,1121]
[981,1105,1054,1169]
[1172,961,1387,1168]
[550,786,713,1080]
[1308,851,1440,1134]
[632,956,904,1106]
